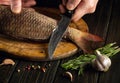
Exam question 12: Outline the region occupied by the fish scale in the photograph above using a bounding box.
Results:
[0,6,103,58]
[0,6,57,41]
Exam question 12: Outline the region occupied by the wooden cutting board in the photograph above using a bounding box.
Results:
[0,37,78,61]
[0,7,88,61]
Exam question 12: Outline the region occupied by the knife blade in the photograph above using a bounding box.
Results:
[48,10,74,59]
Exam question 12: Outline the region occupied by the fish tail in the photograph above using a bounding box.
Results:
[68,28,103,53]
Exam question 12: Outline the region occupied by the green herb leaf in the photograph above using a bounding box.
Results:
[61,43,120,75]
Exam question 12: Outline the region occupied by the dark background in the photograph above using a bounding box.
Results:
[0,0,120,83]
[36,0,61,8]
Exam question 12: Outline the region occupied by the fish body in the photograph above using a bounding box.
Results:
[0,6,57,41]
[0,6,103,54]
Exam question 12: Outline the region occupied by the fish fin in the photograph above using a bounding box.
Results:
[67,28,103,53]
[75,31,103,53]
[83,32,103,42]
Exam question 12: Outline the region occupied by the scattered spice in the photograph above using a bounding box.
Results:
[48,64,51,67]
[31,65,35,68]
[0,58,15,66]
[31,65,41,70]
[25,65,31,70]
[17,69,21,72]
[63,71,73,82]
[37,65,41,69]
[31,65,37,70]
[41,67,46,72]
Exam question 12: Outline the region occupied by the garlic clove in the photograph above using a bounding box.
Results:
[0,58,15,66]
[92,59,104,71]
[92,50,111,72]
[63,71,73,82]
[101,56,111,72]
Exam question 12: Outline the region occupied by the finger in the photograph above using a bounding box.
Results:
[72,2,87,22]
[0,1,10,5]
[66,0,81,10]
[72,0,98,22]
[11,0,22,14]
[22,0,36,7]
[62,0,66,6]
[0,0,10,1]
[59,4,66,13]
[0,0,10,5]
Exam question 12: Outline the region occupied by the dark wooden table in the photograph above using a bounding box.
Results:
[0,0,120,83]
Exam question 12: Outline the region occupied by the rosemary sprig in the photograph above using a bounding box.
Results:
[61,43,120,75]
[97,42,120,57]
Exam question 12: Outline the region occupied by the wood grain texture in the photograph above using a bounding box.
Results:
[0,37,78,61]
[98,0,120,83]
[0,0,120,83]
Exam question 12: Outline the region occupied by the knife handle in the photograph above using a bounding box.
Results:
[64,10,74,18]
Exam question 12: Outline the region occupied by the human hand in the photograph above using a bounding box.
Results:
[59,0,99,22]
[0,0,36,13]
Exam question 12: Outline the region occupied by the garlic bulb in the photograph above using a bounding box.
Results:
[92,50,111,72]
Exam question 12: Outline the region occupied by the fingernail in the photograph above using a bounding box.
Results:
[11,0,21,14]
[67,4,74,10]
[11,6,21,14]
[59,4,66,13]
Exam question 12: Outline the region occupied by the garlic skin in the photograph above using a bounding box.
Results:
[63,71,73,82]
[92,50,111,72]
[0,59,15,66]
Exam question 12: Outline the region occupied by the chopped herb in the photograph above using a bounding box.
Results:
[61,43,120,75]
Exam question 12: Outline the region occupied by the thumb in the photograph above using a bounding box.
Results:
[10,0,22,14]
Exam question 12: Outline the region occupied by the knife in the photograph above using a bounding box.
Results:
[48,10,74,59]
